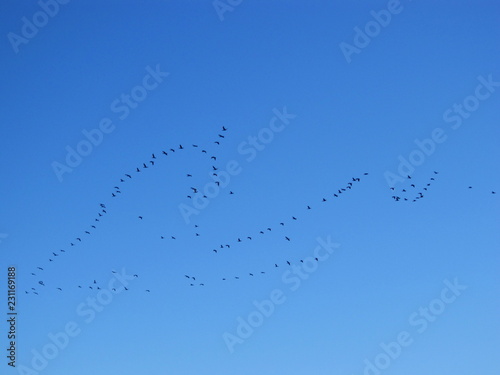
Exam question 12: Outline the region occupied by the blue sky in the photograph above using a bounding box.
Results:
[1,1,499,374]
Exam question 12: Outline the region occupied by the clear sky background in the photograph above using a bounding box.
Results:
[0,1,499,374]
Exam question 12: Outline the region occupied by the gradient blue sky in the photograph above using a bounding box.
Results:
[1,1,499,374]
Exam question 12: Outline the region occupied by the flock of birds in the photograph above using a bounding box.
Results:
[388,171,496,202]
[26,127,231,294]
[181,172,368,286]
[25,126,497,294]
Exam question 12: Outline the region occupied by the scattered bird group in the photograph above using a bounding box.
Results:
[27,124,497,293]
